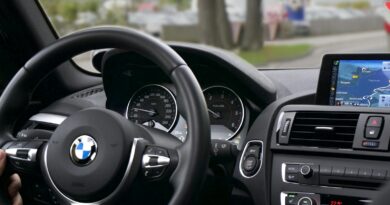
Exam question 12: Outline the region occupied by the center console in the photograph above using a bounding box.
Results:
[269,54,390,205]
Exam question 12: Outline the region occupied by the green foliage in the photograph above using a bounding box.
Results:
[57,1,78,22]
[159,0,191,11]
[336,0,370,10]
[238,44,312,66]
[80,0,100,13]
[40,0,130,35]
[104,10,127,26]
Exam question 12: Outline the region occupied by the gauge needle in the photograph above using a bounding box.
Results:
[131,108,157,116]
[208,109,221,119]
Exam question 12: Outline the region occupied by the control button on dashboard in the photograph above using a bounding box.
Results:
[320,165,332,176]
[279,118,292,145]
[281,119,291,136]
[297,197,314,205]
[365,127,381,139]
[246,145,260,158]
[358,168,372,178]
[285,173,298,182]
[362,140,380,148]
[331,167,345,176]
[286,164,299,174]
[243,156,257,172]
[285,194,297,205]
[372,169,387,180]
[367,116,383,127]
[300,165,313,177]
[345,167,359,177]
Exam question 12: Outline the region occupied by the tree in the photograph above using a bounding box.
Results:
[198,0,233,49]
[241,0,263,50]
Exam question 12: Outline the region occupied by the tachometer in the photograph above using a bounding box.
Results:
[203,86,245,140]
[126,84,178,132]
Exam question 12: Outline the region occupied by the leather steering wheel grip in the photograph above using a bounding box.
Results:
[0,26,210,205]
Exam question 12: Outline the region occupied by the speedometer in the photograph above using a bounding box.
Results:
[203,86,245,140]
[126,84,178,132]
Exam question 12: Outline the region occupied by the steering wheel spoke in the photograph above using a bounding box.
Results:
[2,139,46,175]
[141,145,178,180]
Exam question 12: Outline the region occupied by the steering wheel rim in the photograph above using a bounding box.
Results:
[0,26,210,204]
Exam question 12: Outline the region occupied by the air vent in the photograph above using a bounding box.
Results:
[289,112,359,148]
[71,87,104,99]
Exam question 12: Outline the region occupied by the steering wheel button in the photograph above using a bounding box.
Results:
[155,147,169,157]
[16,149,29,159]
[10,141,28,148]
[145,146,156,155]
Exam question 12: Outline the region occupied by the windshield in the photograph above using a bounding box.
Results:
[39,0,389,72]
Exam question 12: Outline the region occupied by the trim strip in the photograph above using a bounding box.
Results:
[239,140,264,179]
[29,113,67,125]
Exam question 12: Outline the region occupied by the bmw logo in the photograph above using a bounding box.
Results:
[70,135,98,166]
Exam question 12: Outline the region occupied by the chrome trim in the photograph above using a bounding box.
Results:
[29,113,67,125]
[142,154,170,168]
[281,162,342,189]
[6,148,38,162]
[276,112,285,133]
[300,165,311,176]
[203,86,245,140]
[280,192,319,205]
[282,162,313,183]
[297,197,313,205]
[43,138,142,205]
[239,140,263,178]
[125,84,178,132]
[315,126,334,131]
[280,192,288,205]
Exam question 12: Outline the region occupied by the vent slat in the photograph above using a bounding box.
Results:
[289,112,358,149]
[292,124,356,128]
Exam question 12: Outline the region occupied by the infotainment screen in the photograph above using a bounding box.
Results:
[329,59,390,107]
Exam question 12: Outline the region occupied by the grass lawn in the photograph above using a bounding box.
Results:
[238,44,312,66]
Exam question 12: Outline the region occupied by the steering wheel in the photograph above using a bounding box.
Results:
[0,27,210,204]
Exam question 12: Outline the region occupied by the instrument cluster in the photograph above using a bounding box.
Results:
[125,84,246,142]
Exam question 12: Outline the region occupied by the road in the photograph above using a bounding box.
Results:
[259,30,389,69]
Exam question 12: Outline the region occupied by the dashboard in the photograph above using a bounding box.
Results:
[25,42,390,205]
[99,45,276,147]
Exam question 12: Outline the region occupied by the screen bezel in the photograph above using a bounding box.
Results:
[316,53,390,105]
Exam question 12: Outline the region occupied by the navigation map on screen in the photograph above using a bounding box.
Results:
[330,60,390,107]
